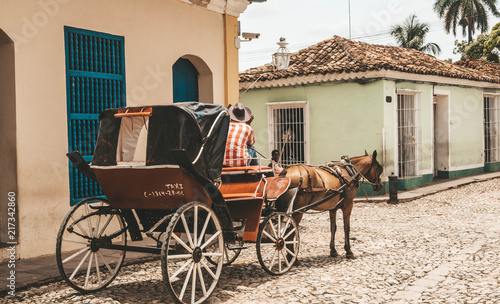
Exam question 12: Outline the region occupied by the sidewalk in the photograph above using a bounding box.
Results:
[2,171,500,295]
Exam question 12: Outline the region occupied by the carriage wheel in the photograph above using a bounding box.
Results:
[206,236,243,266]
[56,197,127,292]
[256,212,300,275]
[161,201,224,304]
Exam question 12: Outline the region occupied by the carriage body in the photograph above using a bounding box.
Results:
[57,102,299,304]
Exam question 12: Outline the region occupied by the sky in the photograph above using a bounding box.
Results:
[238,0,500,71]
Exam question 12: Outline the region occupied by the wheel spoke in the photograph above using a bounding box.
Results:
[197,264,207,296]
[171,232,193,253]
[181,214,195,249]
[269,221,278,240]
[191,260,197,304]
[282,218,291,236]
[179,263,194,301]
[84,252,94,289]
[97,214,114,238]
[170,260,192,281]
[193,206,198,247]
[277,214,282,237]
[262,230,277,243]
[283,227,297,240]
[85,204,94,237]
[197,213,212,247]
[70,249,91,280]
[167,253,192,260]
[94,252,102,286]
[281,250,291,268]
[268,249,277,271]
[97,250,114,273]
[203,252,223,257]
[278,248,282,273]
[62,238,89,245]
[63,246,89,264]
[71,215,89,237]
[200,260,217,280]
[262,245,275,261]
[284,246,297,258]
[200,231,221,250]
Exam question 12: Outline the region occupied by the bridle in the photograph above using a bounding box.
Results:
[358,156,383,191]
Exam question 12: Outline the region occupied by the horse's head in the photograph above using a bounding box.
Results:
[353,150,384,192]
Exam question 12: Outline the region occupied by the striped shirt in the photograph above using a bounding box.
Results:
[223,121,256,167]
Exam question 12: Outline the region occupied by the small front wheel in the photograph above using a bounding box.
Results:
[56,197,127,292]
[256,212,300,275]
[161,201,224,304]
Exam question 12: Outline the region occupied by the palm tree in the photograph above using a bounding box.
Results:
[434,0,500,43]
[391,14,442,56]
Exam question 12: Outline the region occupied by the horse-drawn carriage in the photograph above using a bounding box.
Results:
[56,102,383,304]
[57,103,300,304]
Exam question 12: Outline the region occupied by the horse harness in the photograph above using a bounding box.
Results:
[291,156,362,216]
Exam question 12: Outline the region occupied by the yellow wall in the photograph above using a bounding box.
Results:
[0,0,233,259]
[224,14,239,107]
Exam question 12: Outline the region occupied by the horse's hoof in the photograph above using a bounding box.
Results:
[346,253,355,259]
[330,251,339,257]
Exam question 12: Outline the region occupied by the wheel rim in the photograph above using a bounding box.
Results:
[257,212,299,275]
[56,198,126,292]
[162,202,224,304]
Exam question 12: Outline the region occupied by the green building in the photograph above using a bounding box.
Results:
[239,36,500,193]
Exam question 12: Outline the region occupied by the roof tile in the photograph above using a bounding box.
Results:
[240,36,500,84]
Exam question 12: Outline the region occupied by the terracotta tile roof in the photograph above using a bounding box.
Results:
[454,58,500,78]
[239,35,500,84]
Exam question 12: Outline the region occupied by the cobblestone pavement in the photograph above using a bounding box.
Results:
[5,178,500,304]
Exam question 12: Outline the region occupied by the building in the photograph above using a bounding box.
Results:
[0,0,254,260]
[239,36,500,194]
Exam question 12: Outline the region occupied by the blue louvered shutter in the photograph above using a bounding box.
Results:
[65,27,126,203]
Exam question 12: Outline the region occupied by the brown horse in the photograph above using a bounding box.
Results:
[278,150,383,258]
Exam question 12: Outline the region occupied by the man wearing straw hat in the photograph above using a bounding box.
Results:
[223,102,257,167]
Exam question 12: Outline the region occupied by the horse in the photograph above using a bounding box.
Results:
[278,150,383,259]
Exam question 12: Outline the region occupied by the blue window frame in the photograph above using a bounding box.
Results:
[65,26,126,203]
[173,58,199,103]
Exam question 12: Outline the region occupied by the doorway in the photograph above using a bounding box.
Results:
[433,92,450,177]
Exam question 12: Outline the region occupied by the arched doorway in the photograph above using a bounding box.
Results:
[173,58,199,103]
[172,55,213,104]
[0,29,17,244]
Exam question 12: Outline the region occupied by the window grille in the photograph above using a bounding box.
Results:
[65,27,126,203]
[484,96,499,163]
[397,93,421,178]
[267,102,309,166]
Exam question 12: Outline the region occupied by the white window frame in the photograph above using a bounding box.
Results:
[395,89,422,178]
[267,101,310,165]
[484,94,500,163]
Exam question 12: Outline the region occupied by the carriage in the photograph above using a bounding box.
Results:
[56,102,301,304]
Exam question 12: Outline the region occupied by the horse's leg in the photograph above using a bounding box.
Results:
[342,202,355,259]
[328,210,338,257]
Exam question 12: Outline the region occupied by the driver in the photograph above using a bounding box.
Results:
[223,103,256,167]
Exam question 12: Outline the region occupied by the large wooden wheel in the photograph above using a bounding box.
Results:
[256,212,300,275]
[161,201,224,304]
[56,197,127,292]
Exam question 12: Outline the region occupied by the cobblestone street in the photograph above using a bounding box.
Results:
[5,178,500,304]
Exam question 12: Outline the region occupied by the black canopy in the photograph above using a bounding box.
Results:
[93,102,230,181]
